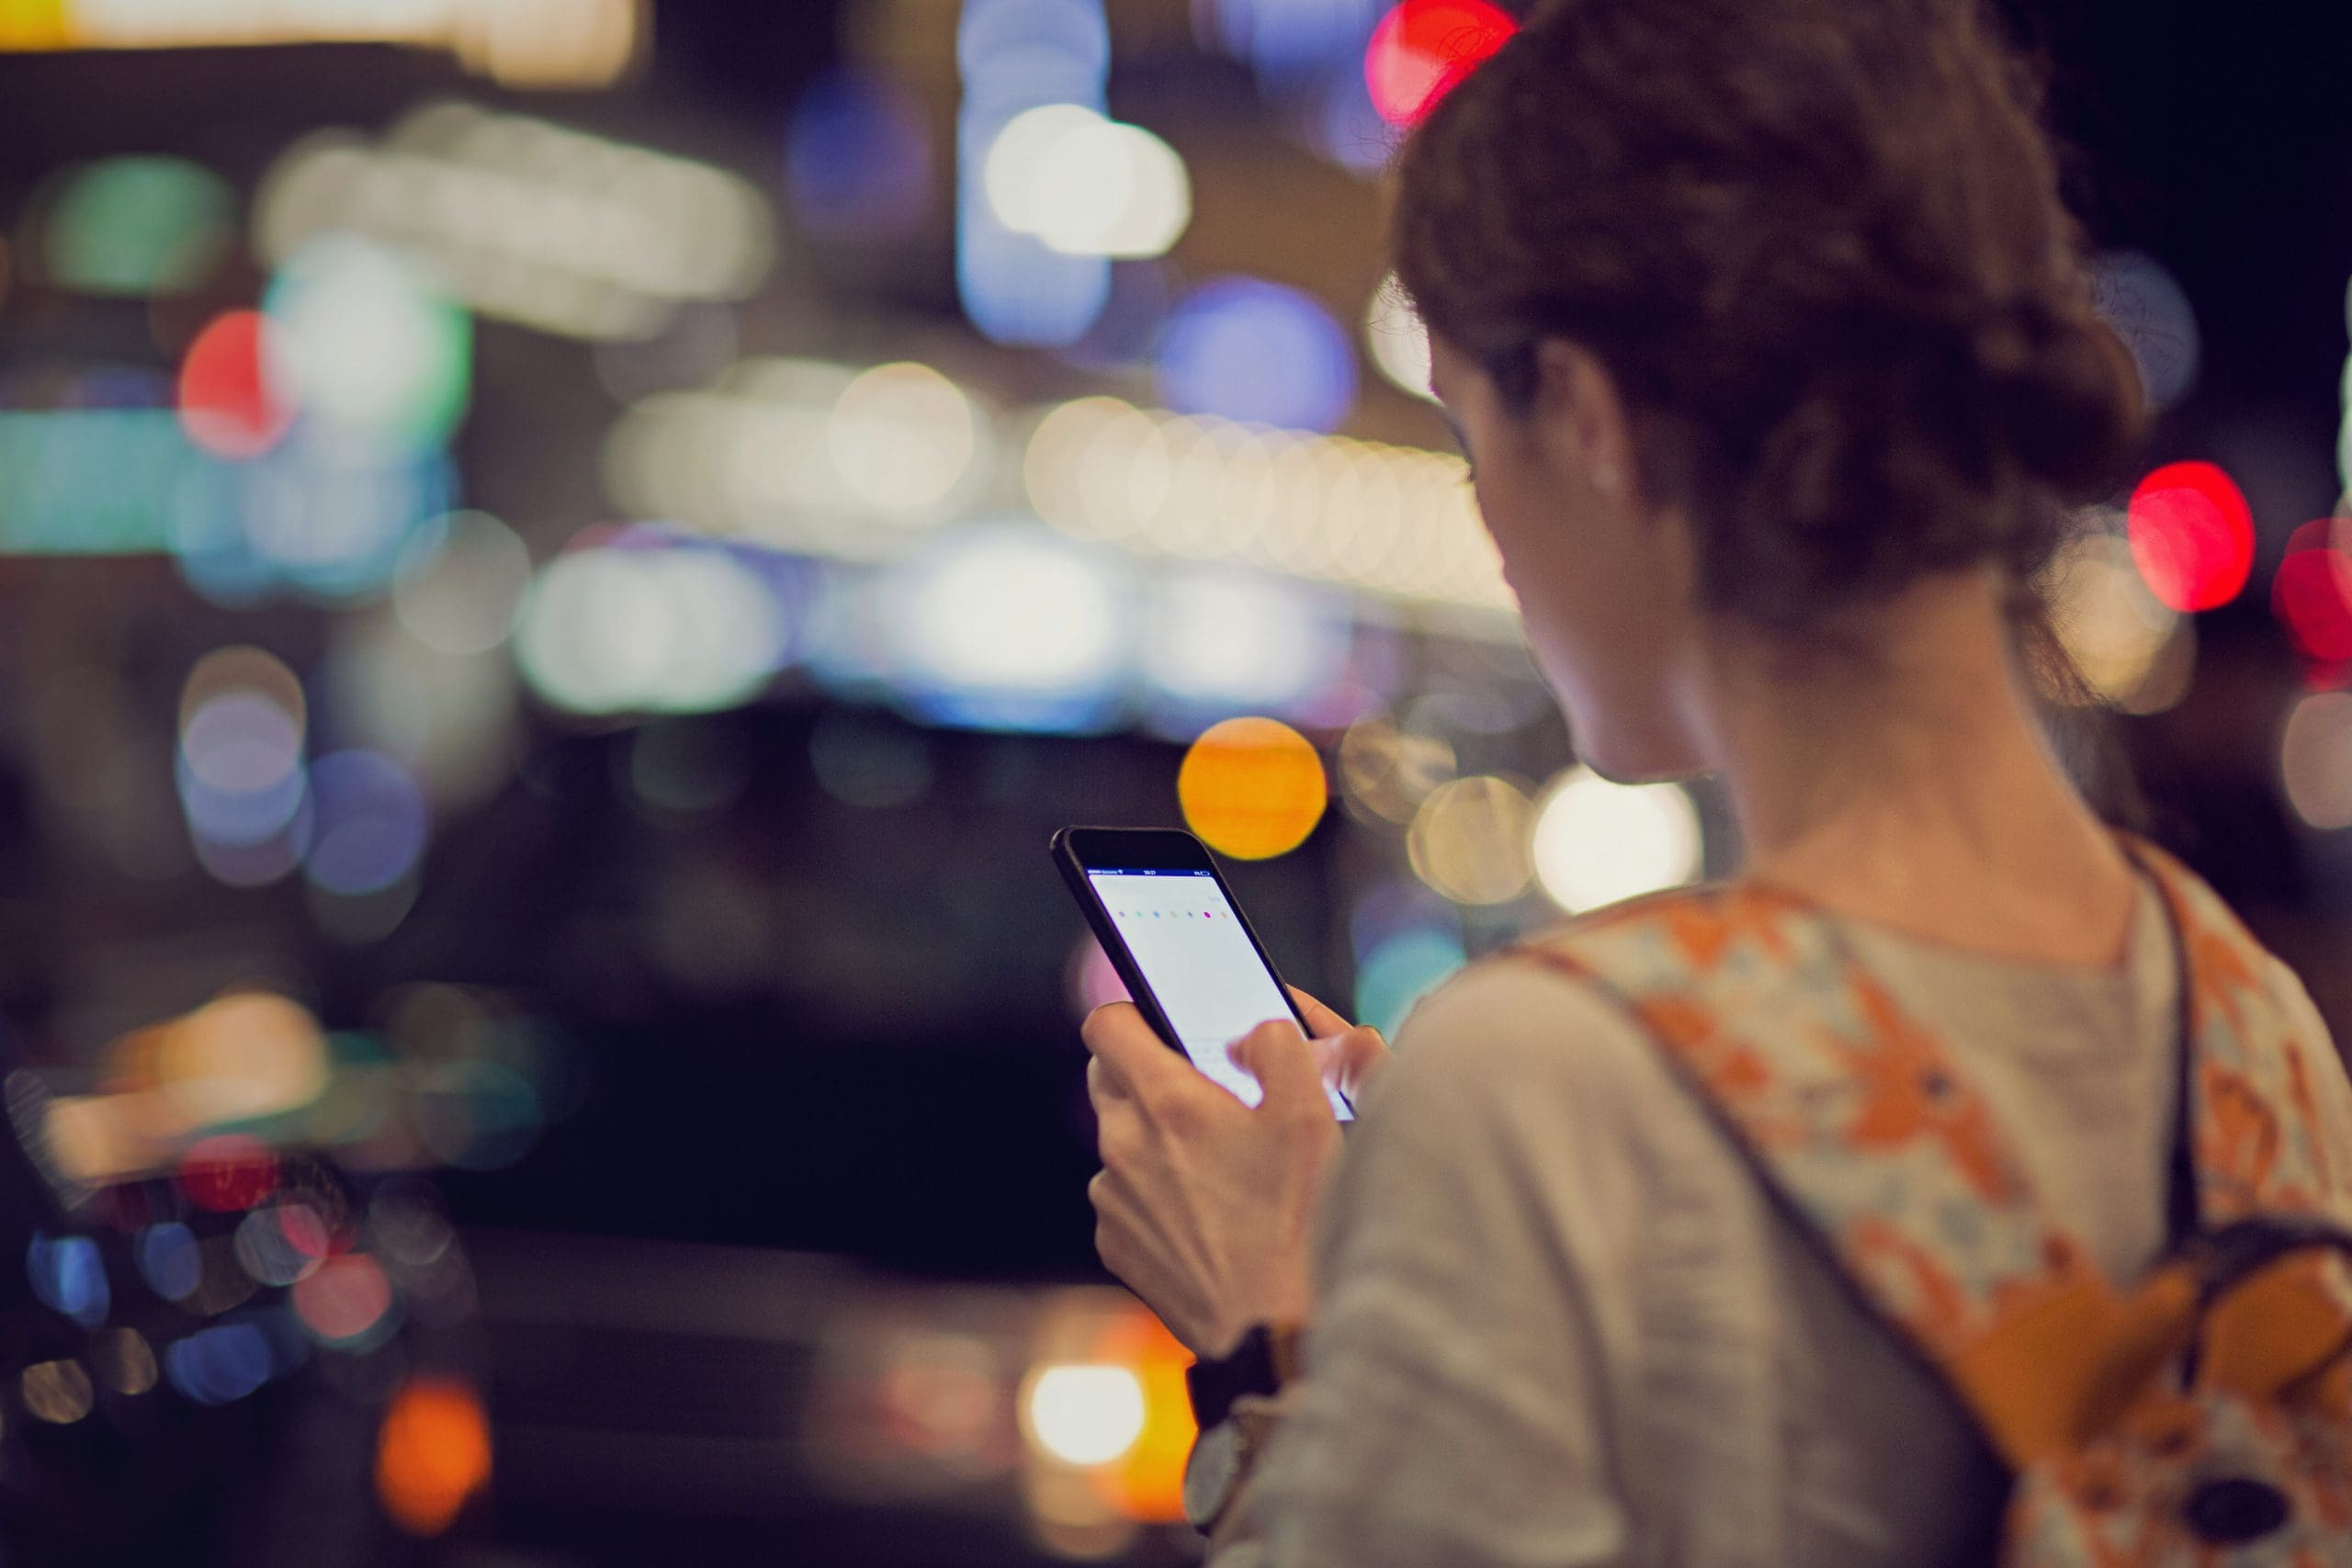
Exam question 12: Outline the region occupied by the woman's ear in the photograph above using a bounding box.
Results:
[1532,339,1639,498]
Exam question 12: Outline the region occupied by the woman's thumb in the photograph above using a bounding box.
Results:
[1228,1020,1323,1111]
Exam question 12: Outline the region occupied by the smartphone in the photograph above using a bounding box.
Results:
[1052,826,1352,1121]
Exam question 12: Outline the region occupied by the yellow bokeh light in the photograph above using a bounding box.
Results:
[1177,716,1328,860]
[1408,775,1534,905]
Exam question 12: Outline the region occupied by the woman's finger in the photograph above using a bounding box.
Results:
[1087,1053,1134,1105]
[1081,1001,1194,1099]
[1327,1024,1392,1099]
[1286,986,1355,1038]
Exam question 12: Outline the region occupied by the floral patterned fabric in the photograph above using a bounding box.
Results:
[1511,837,2352,1566]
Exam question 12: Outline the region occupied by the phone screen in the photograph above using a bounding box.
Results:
[1087,868,1353,1120]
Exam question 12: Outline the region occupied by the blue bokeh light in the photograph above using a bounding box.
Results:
[138,1222,202,1303]
[955,0,1114,347]
[1353,926,1467,1039]
[164,1321,273,1406]
[28,1235,109,1328]
[1204,0,1386,85]
[1158,276,1359,432]
[303,750,430,897]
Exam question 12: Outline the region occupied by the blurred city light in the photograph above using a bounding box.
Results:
[788,67,935,244]
[177,310,298,459]
[0,411,215,554]
[1364,272,1436,400]
[257,103,769,343]
[956,0,1115,344]
[2092,251,2201,413]
[2273,519,2352,666]
[1338,711,1457,822]
[2280,692,2352,831]
[1352,924,1465,1038]
[138,1222,203,1303]
[176,646,311,880]
[2126,461,2254,613]
[881,527,1126,730]
[327,609,522,814]
[28,1234,109,1328]
[21,1358,95,1424]
[1158,276,1358,433]
[1198,0,1387,83]
[1023,1364,1146,1466]
[293,1253,396,1345]
[393,510,533,657]
[304,750,431,897]
[1529,767,1704,914]
[983,104,1191,259]
[91,1328,159,1396]
[1178,716,1329,859]
[40,155,235,297]
[2046,528,2197,714]
[1363,0,1516,127]
[147,989,331,1127]
[0,0,641,87]
[1408,773,1533,904]
[376,1376,493,1536]
[515,535,792,716]
[263,233,470,451]
[605,356,989,553]
[1023,395,1510,611]
[171,429,458,604]
[1139,570,1351,720]
[162,1322,272,1406]
[830,362,987,516]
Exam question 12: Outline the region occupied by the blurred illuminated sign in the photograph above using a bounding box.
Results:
[0,411,203,554]
[0,411,454,601]
[0,0,641,88]
[255,101,773,343]
[603,356,1513,616]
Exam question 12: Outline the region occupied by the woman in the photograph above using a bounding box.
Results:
[1079,0,2352,1563]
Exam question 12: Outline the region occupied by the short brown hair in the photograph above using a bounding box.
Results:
[1392,0,2146,634]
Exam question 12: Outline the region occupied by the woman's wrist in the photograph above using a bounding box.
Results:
[1186,1320,1307,1431]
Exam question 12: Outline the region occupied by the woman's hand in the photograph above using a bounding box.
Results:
[1082,988,1389,1358]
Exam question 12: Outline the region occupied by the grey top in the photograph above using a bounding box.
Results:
[1212,881,2348,1567]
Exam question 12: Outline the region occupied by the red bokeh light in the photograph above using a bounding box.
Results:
[294,1252,394,1342]
[177,310,295,459]
[2126,461,2254,613]
[1364,0,1517,127]
[179,1134,278,1212]
[2274,519,2352,665]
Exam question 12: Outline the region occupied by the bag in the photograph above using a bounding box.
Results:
[1512,837,2352,1564]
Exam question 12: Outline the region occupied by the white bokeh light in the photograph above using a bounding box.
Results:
[1023,1363,1146,1467]
[893,530,1122,696]
[1531,766,1703,914]
[826,362,980,516]
[1363,273,1435,401]
[983,104,1191,259]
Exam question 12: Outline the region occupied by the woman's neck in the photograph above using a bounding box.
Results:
[1690,571,2140,966]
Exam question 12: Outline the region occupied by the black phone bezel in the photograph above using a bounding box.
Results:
[1051,826,1349,1116]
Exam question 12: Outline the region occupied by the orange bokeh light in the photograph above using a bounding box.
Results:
[1085,1311,1196,1523]
[2126,460,2253,613]
[1178,716,1329,861]
[376,1376,492,1536]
